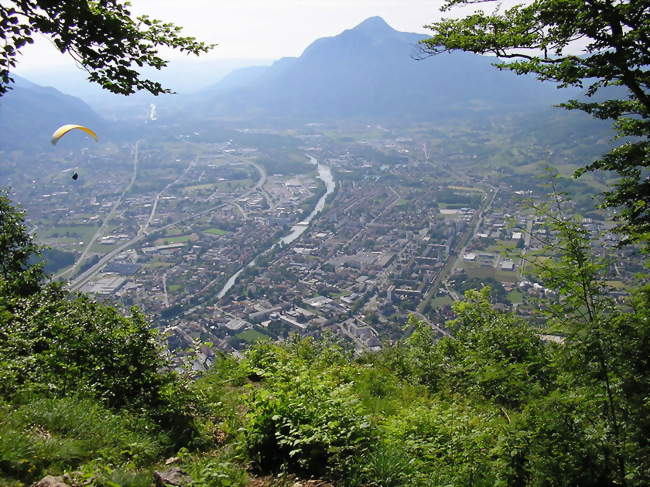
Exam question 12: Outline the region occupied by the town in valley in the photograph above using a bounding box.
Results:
[4,118,638,365]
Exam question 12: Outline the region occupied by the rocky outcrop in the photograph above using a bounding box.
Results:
[154,467,192,487]
[32,476,71,487]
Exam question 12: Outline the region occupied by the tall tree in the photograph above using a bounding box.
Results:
[0,191,43,296]
[515,187,650,486]
[0,0,214,96]
[421,0,650,243]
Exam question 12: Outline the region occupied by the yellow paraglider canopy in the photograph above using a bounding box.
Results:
[51,124,99,145]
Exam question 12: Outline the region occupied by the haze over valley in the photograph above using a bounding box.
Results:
[0,17,627,355]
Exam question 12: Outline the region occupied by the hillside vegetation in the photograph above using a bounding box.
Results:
[1,192,649,487]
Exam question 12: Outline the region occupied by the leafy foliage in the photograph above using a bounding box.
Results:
[178,446,249,487]
[0,191,43,296]
[38,248,76,275]
[421,0,650,241]
[243,339,374,478]
[441,288,553,407]
[451,274,508,302]
[383,401,502,486]
[0,0,214,96]
[1,286,179,406]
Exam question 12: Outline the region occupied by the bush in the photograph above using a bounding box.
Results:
[351,443,415,487]
[245,374,374,478]
[0,285,196,442]
[180,446,249,487]
[382,401,502,486]
[493,391,615,486]
[243,339,374,479]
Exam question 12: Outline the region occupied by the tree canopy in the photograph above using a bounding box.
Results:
[0,190,43,296]
[0,0,215,96]
[421,0,650,242]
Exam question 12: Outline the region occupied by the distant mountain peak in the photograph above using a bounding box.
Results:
[196,15,566,122]
[352,16,395,35]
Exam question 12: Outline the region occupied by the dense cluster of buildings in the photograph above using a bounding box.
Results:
[12,129,638,359]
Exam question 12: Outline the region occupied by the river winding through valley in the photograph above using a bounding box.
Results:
[216,155,335,299]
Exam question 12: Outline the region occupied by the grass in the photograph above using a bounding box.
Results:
[143,260,173,270]
[0,397,167,485]
[216,179,254,192]
[439,212,463,219]
[38,237,80,247]
[168,284,183,293]
[204,228,229,236]
[236,329,270,344]
[166,235,194,244]
[181,183,216,194]
[38,224,99,244]
[90,241,121,253]
[163,227,182,236]
[485,240,518,253]
[605,280,628,290]
[461,262,518,282]
[522,255,552,279]
[507,290,524,304]
[430,296,454,308]
[332,290,352,298]
[447,185,483,192]
[154,235,194,245]
[181,446,248,487]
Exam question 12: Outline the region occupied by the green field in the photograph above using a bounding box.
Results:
[181,183,216,194]
[213,179,255,192]
[332,290,352,298]
[605,280,627,290]
[448,185,483,192]
[143,260,173,270]
[155,234,194,245]
[167,284,183,293]
[162,227,182,236]
[90,241,121,253]
[461,262,519,282]
[236,329,270,344]
[39,224,99,242]
[430,296,454,308]
[204,228,229,236]
[485,240,518,253]
[507,290,524,304]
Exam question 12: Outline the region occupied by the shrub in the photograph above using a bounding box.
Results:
[382,400,502,485]
[352,443,415,487]
[0,286,197,443]
[246,375,373,478]
[243,340,374,479]
[180,446,249,487]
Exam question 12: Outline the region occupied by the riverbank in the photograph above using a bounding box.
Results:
[216,155,335,299]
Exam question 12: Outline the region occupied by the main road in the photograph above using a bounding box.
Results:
[68,156,267,292]
[140,157,195,236]
[416,186,499,312]
[56,141,140,281]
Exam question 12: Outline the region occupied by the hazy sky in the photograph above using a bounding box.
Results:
[15,0,487,72]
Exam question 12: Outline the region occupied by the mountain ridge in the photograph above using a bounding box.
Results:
[185,16,571,122]
[0,74,104,152]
